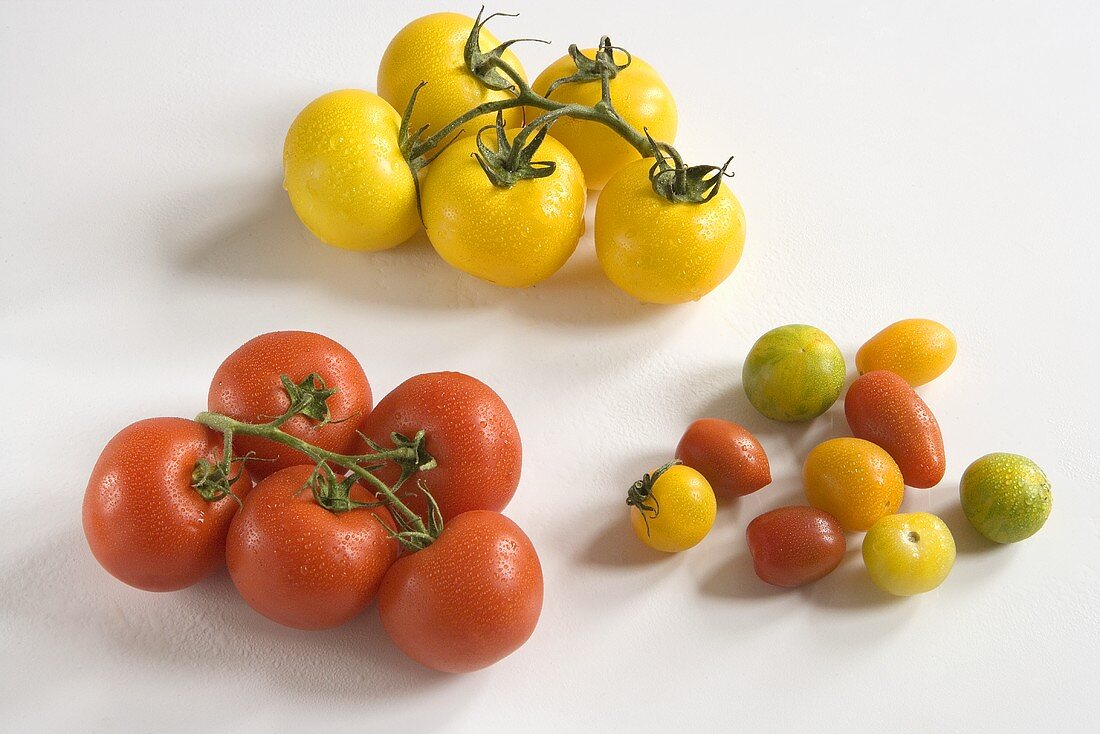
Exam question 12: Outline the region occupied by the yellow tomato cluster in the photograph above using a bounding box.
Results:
[282,11,746,303]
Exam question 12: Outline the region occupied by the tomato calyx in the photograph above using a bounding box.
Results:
[279,373,339,425]
[464,7,546,92]
[645,129,736,204]
[626,459,681,536]
[472,111,559,188]
[544,38,632,97]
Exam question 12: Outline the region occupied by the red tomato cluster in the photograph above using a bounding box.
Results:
[82,331,542,673]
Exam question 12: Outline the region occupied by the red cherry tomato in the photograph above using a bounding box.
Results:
[83,417,250,592]
[226,465,399,630]
[844,370,946,488]
[746,505,845,587]
[675,418,771,498]
[358,372,521,522]
[378,510,543,672]
[208,331,373,480]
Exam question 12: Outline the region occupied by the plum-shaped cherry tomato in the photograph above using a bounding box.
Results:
[746,506,846,587]
[675,418,771,498]
[844,370,945,488]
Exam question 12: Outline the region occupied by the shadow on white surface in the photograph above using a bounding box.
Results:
[173,181,675,328]
[579,514,681,568]
[0,523,478,712]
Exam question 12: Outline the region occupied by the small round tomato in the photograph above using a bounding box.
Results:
[83,417,250,592]
[743,324,846,422]
[746,506,846,587]
[595,158,745,304]
[803,438,904,532]
[675,418,771,498]
[960,453,1052,543]
[530,49,676,189]
[358,372,521,523]
[863,512,956,596]
[283,89,419,251]
[226,465,399,630]
[856,319,956,386]
[628,463,716,552]
[845,370,946,488]
[378,510,543,673]
[377,12,526,139]
[421,132,586,287]
[208,331,372,481]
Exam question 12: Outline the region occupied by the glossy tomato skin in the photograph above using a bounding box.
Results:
[377,13,526,140]
[226,465,399,630]
[421,132,586,287]
[675,418,771,498]
[746,506,845,587]
[83,417,250,592]
[378,510,543,673]
[844,370,946,488]
[208,331,372,480]
[358,372,521,522]
[530,49,676,189]
[595,158,746,304]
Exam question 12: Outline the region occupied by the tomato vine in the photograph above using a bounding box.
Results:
[400,7,734,203]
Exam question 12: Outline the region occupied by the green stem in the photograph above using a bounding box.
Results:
[194,410,428,535]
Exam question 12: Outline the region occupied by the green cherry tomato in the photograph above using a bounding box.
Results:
[960,453,1052,543]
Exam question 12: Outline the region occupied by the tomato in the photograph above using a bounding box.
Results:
[420,131,586,287]
[675,418,771,498]
[83,418,250,592]
[358,372,521,523]
[208,331,372,481]
[746,506,846,587]
[960,453,1052,543]
[226,465,399,630]
[844,370,946,488]
[378,510,542,672]
[742,324,846,422]
[862,512,955,596]
[283,89,419,251]
[595,158,745,304]
[530,49,677,189]
[856,319,956,386]
[628,463,716,552]
[803,438,904,532]
[377,12,526,139]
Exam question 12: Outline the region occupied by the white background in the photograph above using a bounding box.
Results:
[2,1,1098,731]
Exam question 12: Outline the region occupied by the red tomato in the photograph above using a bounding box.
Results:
[378,510,542,672]
[208,331,372,480]
[675,418,771,498]
[844,370,946,488]
[83,417,250,592]
[746,506,845,587]
[358,372,521,522]
[226,465,399,630]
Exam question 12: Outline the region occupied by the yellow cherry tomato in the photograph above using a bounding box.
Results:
[803,438,904,532]
[420,132,586,287]
[629,464,716,553]
[863,512,956,596]
[595,158,745,304]
[530,49,676,189]
[377,12,526,139]
[856,318,957,386]
[283,90,419,251]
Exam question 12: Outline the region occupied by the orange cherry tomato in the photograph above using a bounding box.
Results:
[803,437,905,532]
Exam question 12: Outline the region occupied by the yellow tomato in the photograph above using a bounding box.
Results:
[283,90,419,251]
[530,49,676,189]
[856,318,957,386]
[420,132,586,287]
[377,12,526,139]
[862,512,956,596]
[803,438,904,532]
[595,158,745,304]
[629,464,716,553]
